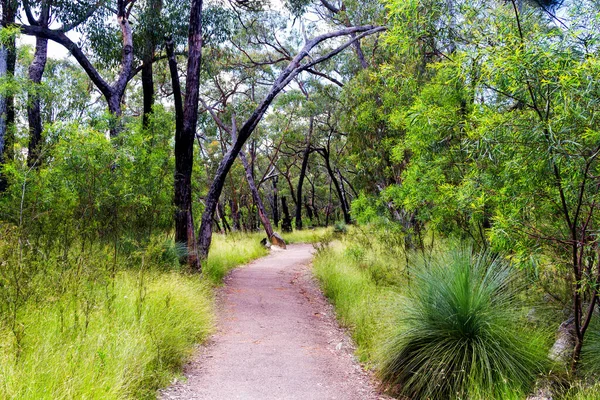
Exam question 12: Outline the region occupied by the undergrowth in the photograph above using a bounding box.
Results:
[313,229,550,399]
[281,227,331,244]
[0,271,212,399]
[0,228,270,399]
[204,232,269,284]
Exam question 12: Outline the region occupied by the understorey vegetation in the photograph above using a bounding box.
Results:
[1,0,600,398]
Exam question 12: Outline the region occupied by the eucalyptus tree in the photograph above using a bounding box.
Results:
[196,24,385,262]
[20,0,136,136]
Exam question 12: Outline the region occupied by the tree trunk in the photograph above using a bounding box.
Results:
[141,57,154,128]
[230,197,241,231]
[178,0,203,268]
[27,35,48,168]
[240,149,274,239]
[295,116,313,230]
[217,202,230,233]
[281,196,293,233]
[320,148,351,224]
[196,25,385,259]
[141,0,162,128]
[272,176,280,228]
[20,0,133,137]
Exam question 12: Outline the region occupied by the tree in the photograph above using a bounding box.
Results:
[20,0,134,135]
[196,25,385,262]
[166,0,204,268]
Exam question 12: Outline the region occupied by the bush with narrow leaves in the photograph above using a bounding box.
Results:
[379,250,546,399]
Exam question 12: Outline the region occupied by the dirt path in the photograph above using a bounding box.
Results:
[159,244,387,400]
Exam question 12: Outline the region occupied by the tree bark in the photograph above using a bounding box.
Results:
[240,150,274,238]
[272,176,280,227]
[20,1,133,136]
[27,35,48,168]
[319,147,351,224]
[141,57,154,128]
[295,116,314,230]
[170,0,203,268]
[141,0,163,128]
[281,196,293,233]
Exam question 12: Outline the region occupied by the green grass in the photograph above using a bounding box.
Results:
[312,243,399,363]
[280,227,331,244]
[203,232,269,284]
[0,271,212,399]
[0,231,274,399]
[313,236,549,399]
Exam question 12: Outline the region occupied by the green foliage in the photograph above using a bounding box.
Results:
[333,221,347,234]
[281,227,331,244]
[313,244,398,362]
[0,228,213,399]
[0,112,175,248]
[379,250,546,399]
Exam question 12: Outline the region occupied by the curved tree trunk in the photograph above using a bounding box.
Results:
[196,25,385,261]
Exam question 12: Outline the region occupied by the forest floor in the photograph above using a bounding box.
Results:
[159,243,389,400]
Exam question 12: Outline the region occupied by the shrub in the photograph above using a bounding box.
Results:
[379,249,546,399]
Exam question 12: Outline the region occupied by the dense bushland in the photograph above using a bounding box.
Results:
[0,118,274,398]
[314,229,600,399]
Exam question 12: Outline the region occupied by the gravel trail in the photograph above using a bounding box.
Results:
[160,243,388,400]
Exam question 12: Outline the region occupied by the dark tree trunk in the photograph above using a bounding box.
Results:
[27,35,48,168]
[281,196,293,233]
[26,2,50,168]
[325,181,333,226]
[320,148,351,224]
[272,176,280,227]
[310,177,320,225]
[295,116,313,230]
[217,202,230,233]
[230,195,241,231]
[141,0,162,128]
[213,216,223,234]
[141,58,154,128]
[304,195,314,221]
[169,0,203,269]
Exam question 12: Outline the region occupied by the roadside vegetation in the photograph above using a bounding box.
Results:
[2,0,600,398]
[314,227,600,399]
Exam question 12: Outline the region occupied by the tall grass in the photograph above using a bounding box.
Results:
[312,243,399,362]
[281,227,331,244]
[203,232,269,283]
[379,250,546,399]
[0,229,273,399]
[0,271,212,399]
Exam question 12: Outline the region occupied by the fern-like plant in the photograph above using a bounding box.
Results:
[379,249,545,399]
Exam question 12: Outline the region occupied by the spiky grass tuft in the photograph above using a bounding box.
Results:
[379,250,546,399]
